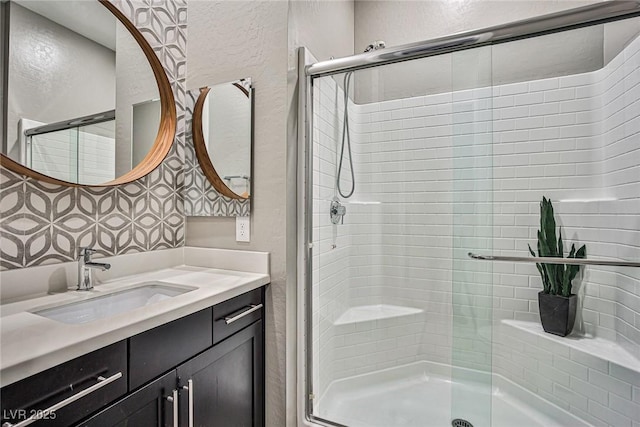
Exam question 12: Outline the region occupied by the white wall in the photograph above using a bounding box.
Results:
[204,83,251,197]
[354,0,601,50]
[185,2,289,425]
[5,3,115,161]
[352,1,640,103]
[288,0,354,63]
[131,99,160,168]
[115,23,159,176]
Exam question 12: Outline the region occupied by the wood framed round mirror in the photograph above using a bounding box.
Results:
[0,0,176,187]
[192,79,252,200]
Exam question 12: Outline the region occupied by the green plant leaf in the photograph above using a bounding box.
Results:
[529,244,546,292]
[555,229,565,293]
[530,197,586,296]
[568,244,576,259]
[558,229,564,260]
[542,197,558,257]
[538,230,554,293]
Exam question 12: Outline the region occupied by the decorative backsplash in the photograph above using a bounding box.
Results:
[0,0,188,270]
[183,89,250,217]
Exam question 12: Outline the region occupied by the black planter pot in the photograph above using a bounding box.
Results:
[538,292,577,337]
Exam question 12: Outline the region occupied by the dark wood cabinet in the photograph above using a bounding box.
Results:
[129,308,212,390]
[177,320,264,427]
[79,371,177,427]
[0,342,127,427]
[0,287,266,427]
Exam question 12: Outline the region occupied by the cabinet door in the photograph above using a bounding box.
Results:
[78,371,177,427]
[1,342,127,427]
[177,320,264,427]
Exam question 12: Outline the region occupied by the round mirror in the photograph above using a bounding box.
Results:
[1,0,175,186]
[192,79,252,200]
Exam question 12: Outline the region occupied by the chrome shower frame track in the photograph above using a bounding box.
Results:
[306,1,640,78]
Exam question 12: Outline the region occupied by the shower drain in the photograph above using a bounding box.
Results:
[451,419,474,427]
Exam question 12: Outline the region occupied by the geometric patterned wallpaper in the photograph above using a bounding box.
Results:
[0,0,187,270]
[183,88,251,217]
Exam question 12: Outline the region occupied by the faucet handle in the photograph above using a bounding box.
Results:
[79,247,96,257]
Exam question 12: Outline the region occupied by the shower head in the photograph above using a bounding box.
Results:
[364,40,386,53]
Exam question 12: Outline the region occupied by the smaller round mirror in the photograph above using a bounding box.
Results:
[192,79,252,200]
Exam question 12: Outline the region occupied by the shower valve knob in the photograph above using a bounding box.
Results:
[330,200,346,225]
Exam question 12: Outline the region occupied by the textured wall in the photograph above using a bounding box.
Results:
[5,2,116,160]
[184,2,288,425]
[0,0,187,270]
[352,1,640,104]
[288,0,354,63]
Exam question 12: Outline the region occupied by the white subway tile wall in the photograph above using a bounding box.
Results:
[312,35,640,424]
[30,128,116,185]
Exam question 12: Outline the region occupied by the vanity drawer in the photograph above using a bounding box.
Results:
[0,341,127,427]
[129,308,212,390]
[213,288,263,345]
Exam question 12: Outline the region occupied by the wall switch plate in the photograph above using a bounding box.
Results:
[236,216,250,242]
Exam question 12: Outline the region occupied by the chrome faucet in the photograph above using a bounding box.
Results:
[77,247,111,291]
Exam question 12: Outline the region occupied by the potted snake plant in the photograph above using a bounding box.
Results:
[528,197,586,336]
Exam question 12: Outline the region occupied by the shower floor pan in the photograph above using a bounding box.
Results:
[316,361,590,427]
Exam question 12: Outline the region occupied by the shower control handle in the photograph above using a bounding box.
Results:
[330,200,346,225]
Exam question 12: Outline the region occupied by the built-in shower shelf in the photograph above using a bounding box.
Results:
[501,320,640,375]
[334,304,423,326]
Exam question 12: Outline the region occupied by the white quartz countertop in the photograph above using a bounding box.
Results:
[0,264,270,387]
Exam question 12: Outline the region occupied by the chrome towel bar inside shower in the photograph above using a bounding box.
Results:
[468,253,640,268]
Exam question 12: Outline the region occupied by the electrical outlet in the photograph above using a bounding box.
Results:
[236,216,250,242]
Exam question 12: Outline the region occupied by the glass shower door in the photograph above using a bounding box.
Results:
[450,46,494,427]
[308,45,494,427]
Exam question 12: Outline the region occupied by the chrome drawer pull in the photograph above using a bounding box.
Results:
[2,372,122,427]
[165,389,179,427]
[182,379,194,427]
[224,303,263,324]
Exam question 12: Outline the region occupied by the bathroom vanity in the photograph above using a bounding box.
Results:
[0,248,269,427]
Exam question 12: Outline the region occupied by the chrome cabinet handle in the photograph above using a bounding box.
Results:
[224,304,263,324]
[2,372,122,427]
[182,379,194,427]
[165,389,179,427]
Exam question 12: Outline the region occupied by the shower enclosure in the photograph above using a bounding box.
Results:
[300,3,640,427]
[24,116,116,185]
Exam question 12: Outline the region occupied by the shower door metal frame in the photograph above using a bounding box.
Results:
[300,3,640,426]
[300,49,349,427]
[306,1,640,78]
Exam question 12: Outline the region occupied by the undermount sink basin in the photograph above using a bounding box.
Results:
[33,283,195,324]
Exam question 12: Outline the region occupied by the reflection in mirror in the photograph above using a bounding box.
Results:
[1,0,171,186]
[193,79,252,199]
